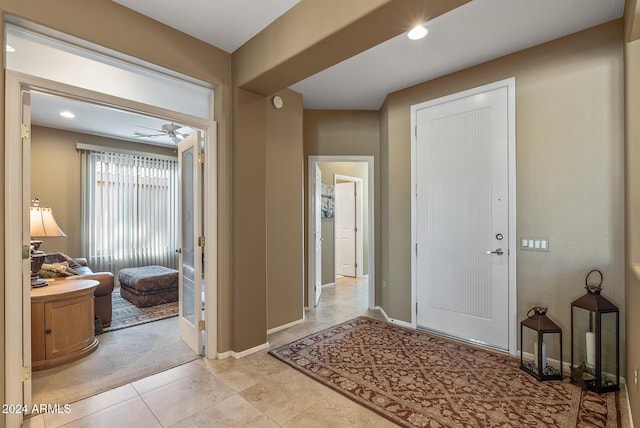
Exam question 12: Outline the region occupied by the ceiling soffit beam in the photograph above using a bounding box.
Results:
[232,0,469,96]
[626,0,640,41]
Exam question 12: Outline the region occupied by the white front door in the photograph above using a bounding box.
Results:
[178,131,204,355]
[414,83,511,350]
[335,181,356,277]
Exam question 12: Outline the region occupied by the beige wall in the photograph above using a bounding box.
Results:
[303,110,381,306]
[381,20,625,368]
[266,89,304,330]
[232,88,268,350]
[30,126,177,258]
[625,2,640,420]
[317,162,369,284]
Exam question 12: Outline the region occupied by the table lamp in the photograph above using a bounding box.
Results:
[30,197,66,287]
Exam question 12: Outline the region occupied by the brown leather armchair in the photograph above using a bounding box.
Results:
[66,258,114,327]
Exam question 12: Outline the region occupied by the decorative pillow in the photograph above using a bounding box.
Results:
[38,262,78,278]
[44,252,80,268]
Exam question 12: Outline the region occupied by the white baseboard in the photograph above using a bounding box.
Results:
[322,282,335,287]
[232,342,269,359]
[375,306,413,329]
[625,382,635,428]
[215,342,269,360]
[267,318,304,334]
[215,350,232,359]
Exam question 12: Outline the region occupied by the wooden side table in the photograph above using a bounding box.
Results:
[31,279,99,371]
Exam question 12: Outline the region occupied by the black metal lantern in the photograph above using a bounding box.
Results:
[570,269,620,393]
[520,306,563,381]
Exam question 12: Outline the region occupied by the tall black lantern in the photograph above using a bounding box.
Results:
[570,269,620,393]
[520,307,563,381]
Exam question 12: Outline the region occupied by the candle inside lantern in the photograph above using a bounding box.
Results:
[534,341,547,368]
[586,331,595,368]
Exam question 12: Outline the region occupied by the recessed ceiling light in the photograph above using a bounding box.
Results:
[60,111,75,119]
[6,44,15,52]
[407,25,428,40]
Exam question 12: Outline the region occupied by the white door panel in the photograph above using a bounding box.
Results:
[415,86,510,350]
[314,164,322,306]
[335,181,356,277]
[178,131,204,355]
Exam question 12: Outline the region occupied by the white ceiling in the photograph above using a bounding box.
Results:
[30,0,624,144]
[112,0,301,53]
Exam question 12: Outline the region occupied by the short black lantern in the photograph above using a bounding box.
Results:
[520,306,563,381]
[570,269,620,393]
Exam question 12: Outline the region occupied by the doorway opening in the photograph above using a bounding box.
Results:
[307,156,374,311]
[5,34,217,420]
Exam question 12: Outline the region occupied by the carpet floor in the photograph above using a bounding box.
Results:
[32,316,199,406]
[269,316,620,428]
[103,290,178,333]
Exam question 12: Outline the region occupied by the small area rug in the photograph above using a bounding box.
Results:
[269,316,620,428]
[104,290,178,332]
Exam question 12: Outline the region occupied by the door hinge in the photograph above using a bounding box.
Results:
[354,263,358,268]
[354,226,358,232]
[198,236,205,247]
[354,190,357,197]
[22,245,30,260]
[198,153,205,163]
[415,125,417,137]
[198,320,205,331]
[416,302,418,315]
[22,366,31,381]
[415,243,418,255]
[21,123,30,139]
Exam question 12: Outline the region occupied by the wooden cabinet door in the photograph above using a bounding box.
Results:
[44,294,95,360]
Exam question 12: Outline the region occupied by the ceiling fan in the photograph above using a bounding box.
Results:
[134,123,191,144]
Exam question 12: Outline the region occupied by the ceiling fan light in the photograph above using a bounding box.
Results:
[407,25,428,40]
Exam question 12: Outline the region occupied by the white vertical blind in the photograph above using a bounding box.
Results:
[81,150,178,275]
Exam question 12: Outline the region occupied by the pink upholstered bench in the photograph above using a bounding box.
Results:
[118,265,178,308]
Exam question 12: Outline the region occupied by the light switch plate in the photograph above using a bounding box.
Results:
[520,237,549,252]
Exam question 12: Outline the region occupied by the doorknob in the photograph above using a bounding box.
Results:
[486,248,504,255]
[176,248,182,254]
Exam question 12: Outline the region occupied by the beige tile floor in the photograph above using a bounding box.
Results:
[23,277,632,427]
[23,277,395,428]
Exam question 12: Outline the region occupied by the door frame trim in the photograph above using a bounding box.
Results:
[5,71,218,419]
[409,77,517,355]
[307,156,374,310]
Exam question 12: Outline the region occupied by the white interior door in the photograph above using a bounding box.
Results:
[178,131,204,355]
[314,164,322,306]
[415,85,510,350]
[22,90,33,412]
[335,181,356,277]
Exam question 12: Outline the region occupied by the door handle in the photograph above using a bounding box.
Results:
[176,248,182,254]
[486,248,504,255]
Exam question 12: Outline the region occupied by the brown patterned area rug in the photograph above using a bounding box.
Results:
[269,316,620,427]
[102,291,178,333]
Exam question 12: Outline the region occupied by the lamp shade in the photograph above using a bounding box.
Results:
[30,206,66,238]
